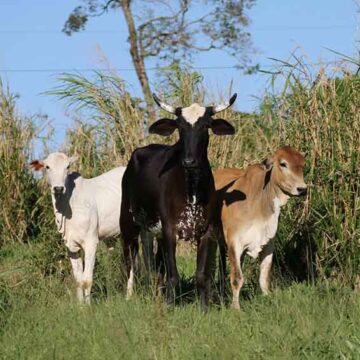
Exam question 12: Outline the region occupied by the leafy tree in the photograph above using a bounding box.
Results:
[64,0,256,121]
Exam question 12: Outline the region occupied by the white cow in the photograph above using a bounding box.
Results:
[30,152,126,304]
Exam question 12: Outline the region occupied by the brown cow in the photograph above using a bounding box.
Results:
[214,146,307,309]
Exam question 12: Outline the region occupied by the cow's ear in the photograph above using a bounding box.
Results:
[29,160,45,171]
[210,119,235,135]
[261,157,274,171]
[149,118,177,136]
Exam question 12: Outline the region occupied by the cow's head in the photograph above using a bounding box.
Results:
[150,93,237,169]
[263,146,307,196]
[29,153,78,196]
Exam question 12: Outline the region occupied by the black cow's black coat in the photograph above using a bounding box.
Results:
[120,95,236,309]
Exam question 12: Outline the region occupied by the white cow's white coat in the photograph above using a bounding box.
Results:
[33,153,125,304]
[182,103,206,125]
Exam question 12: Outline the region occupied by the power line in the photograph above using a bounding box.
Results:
[251,25,354,31]
[0,65,238,73]
[0,25,353,34]
[0,61,349,73]
[0,30,122,34]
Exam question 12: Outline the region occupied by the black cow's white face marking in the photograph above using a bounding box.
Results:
[182,104,206,126]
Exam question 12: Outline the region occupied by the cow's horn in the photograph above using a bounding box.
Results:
[212,93,237,114]
[152,93,176,114]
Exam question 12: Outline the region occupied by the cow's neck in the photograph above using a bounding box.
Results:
[171,141,212,205]
[51,176,76,234]
[262,170,289,214]
[51,194,68,235]
[184,163,211,205]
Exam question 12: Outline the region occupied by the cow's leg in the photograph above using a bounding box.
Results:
[218,240,227,300]
[123,235,139,300]
[140,229,155,273]
[123,239,139,299]
[196,227,217,312]
[121,226,139,299]
[259,242,274,295]
[68,250,84,303]
[120,199,140,300]
[82,239,98,304]
[162,226,179,304]
[155,237,166,297]
[228,239,244,310]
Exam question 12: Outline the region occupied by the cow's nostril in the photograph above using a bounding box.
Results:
[297,187,307,196]
[53,186,64,194]
[182,158,196,167]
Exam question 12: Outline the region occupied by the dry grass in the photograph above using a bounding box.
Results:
[0,81,43,245]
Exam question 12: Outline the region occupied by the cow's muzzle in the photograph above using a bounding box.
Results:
[53,186,65,195]
[182,158,197,168]
[297,187,307,196]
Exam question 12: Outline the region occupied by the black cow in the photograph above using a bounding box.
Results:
[120,93,237,310]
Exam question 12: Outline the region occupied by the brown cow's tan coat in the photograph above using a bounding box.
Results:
[214,146,307,309]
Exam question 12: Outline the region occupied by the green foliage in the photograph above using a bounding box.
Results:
[263,67,360,284]
[63,6,89,35]
[157,61,204,105]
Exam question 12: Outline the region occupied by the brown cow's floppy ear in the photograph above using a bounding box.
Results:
[29,160,44,171]
[210,119,235,135]
[149,118,177,136]
[261,157,273,171]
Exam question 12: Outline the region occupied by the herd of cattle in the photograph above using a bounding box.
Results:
[30,93,307,311]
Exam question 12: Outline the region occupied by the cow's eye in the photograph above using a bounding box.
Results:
[45,165,50,170]
[66,165,70,169]
[280,162,287,168]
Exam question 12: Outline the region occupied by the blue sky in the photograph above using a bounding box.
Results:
[0,0,358,150]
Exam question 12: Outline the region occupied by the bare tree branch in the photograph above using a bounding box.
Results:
[63,0,257,123]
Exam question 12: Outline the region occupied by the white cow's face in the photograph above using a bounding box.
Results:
[30,153,78,195]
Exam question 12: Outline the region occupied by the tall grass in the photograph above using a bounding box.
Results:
[264,63,360,285]
[0,81,51,246]
[48,72,146,176]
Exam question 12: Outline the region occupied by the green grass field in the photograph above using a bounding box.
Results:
[1,242,359,360]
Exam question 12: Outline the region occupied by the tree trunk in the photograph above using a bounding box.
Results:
[121,0,155,129]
